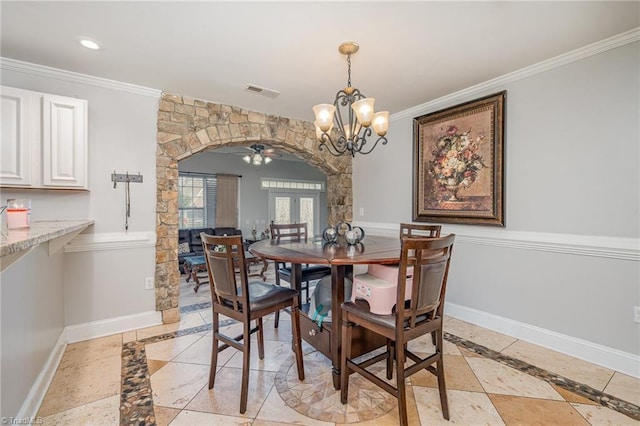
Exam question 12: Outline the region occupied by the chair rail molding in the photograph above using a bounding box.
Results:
[64,231,157,252]
[355,222,639,262]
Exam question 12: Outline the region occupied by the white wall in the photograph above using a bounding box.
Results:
[179,151,329,236]
[1,60,161,417]
[353,38,639,375]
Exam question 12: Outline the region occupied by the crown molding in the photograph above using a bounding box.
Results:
[391,27,640,122]
[0,57,162,98]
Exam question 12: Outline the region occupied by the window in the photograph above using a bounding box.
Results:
[261,178,324,191]
[178,173,217,229]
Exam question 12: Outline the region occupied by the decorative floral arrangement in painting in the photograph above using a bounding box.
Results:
[428,125,486,201]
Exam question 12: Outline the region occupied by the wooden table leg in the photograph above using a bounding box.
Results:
[331,265,346,390]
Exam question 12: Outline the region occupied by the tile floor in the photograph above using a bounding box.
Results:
[37,263,640,425]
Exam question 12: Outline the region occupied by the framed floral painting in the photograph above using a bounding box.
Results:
[413,91,505,226]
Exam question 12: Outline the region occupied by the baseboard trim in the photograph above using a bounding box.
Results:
[64,231,156,253]
[16,329,68,421]
[65,310,162,343]
[354,221,639,261]
[445,302,640,379]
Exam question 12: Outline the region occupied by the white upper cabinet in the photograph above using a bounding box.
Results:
[42,94,87,188]
[1,87,37,186]
[0,86,88,189]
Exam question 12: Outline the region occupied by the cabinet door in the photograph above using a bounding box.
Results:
[42,94,87,188]
[0,87,36,186]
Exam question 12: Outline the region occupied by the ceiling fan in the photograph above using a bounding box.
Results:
[240,144,281,165]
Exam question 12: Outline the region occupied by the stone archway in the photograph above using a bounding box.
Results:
[155,93,353,323]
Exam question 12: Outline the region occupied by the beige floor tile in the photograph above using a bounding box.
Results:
[58,334,122,369]
[444,318,517,352]
[413,387,505,425]
[571,403,640,425]
[552,384,598,406]
[185,366,276,418]
[411,354,484,392]
[604,372,640,406]
[466,357,563,400]
[255,386,334,425]
[407,333,462,356]
[144,333,203,361]
[136,311,206,340]
[38,355,120,417]
[41,394,119,426]
[122,330,137,343]
[489,394,589,425]
[148,359,168,376]
[150,361,209,409]
[153,406,181,426]
[169,409,251,425]
[501,339,614,391]
[172,334,234,367]
[458,345,483,358]
[225,339,300,372]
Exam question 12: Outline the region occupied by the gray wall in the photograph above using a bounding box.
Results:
[1,61,159,417]
[179,151,328,236]
[353,42,639,361]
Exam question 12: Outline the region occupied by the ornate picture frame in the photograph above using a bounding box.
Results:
[413,91,505,226]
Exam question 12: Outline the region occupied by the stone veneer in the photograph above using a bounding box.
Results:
[155,93,352,323]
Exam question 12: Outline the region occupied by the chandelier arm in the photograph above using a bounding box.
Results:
[355,135,388,155]
[318,132,347,157]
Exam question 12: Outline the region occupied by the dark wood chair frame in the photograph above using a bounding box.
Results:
[201,233,305,414]
[399,222,442,238]
[340,234,456,426]
[270,222,331,328]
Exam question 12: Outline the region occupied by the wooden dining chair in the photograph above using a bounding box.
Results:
[399,222,441,238]
[201,233,305,414]
[340,234,456,426]
[270,222,331,328]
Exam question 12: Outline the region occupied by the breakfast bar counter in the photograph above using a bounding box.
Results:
[0,220,94,271]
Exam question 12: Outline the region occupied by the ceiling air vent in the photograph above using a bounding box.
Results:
[244,84,280,98]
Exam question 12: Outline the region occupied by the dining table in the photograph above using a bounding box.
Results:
[249,234,402,389]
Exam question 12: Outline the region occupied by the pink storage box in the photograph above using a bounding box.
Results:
[351,264,413,315]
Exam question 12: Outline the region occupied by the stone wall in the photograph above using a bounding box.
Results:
[155,93,352,322]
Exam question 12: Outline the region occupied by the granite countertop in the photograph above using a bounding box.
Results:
[0,220,95,258]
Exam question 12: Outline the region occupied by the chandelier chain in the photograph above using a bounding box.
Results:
[346,54,352,88]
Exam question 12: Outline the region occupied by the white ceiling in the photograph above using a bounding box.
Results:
[1,1,638,124]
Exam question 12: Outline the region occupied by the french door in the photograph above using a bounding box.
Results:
[269,191,319,237]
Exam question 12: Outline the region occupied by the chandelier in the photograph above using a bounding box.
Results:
[313,41,389,157]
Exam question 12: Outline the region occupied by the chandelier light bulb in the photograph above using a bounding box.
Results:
[264,156,272,164]
[242,155,251,164]
[252,154,262,165]
[372,111,389,136]
[352,97,375,127]
[313,104,336,132]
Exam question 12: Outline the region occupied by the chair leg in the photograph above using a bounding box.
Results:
[291,302,305,381]
[257,317,265,360]
[395,341,408,426]
[435,328,450,420]
[274,272,281,329]
[240,320,251,414]
[209,311,219,389]
[340,317,353,404]
[386,339,394,380]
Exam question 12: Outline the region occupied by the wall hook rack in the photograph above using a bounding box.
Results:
[111,171,143,232]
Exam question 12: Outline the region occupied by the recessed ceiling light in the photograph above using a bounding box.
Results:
[79,38,101,50]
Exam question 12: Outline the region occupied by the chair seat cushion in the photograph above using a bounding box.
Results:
[247,282,297,312]
[341,300,433,331]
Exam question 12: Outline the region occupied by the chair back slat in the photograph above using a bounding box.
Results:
[399,223,441,239]
[270,222,308,242]
[396,234,455,328]
[201,233,249,313]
